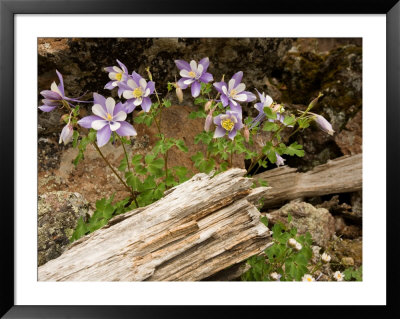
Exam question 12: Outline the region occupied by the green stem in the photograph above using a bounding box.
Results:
[116,134,131,173]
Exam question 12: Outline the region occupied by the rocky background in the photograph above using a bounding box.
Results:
[37,38,362,279]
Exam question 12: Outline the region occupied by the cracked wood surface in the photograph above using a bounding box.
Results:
[38,168,272,281]
[256,154,362,208]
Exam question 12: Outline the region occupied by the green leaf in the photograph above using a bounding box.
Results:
[118,157,128,172]
[260,216,268,227]
[88,129,97,142]
[70,217,88,243]
[264,107,277,120]
[131,154,143,166]
[284,142,305,157]
[267,151,277,164]
[263,121,279,132]
[134,164,147,175]
[147,158,165,176]
[125,172,141,191]
[72,130,79,148]
[162,99,171,108]
[191,151,204,164]
[175,140,188,153]
[283,115,296,126]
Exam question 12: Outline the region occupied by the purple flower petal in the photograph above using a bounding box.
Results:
[117,86,125,98]
[124,101,136,114]
[198,57,210,72]
[228,129,237,140]
[213,126,226,138]
[175,60,191,71]
[220,94,229,107]
[116,121,137,137]
[96,125,112,147]
[104,81,115,90]
[146,81,155,94]
[255,102,264,113]
[242,91,256,102]
[200,72,213,83]
[231,71,243,87]
[177,78,189,89]
[78,115,103,129]
[141,97,152,112]
[131,71,142,84]
[55,70,65,96]
[40,90,62,100]
[116,59,128,73]
[41,99,61,106]
[38,105,57,112]
[191,81,201,97]
[93,93,106,107]
[229,102,242,115]
[213,114,222,126]
[213,81,227,94]
[104,66,115,72]
[113,102,125,115]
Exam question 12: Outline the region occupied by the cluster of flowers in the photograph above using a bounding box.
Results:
[38,60,156,147]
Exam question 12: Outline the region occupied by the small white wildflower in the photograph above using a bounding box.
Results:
[270,272,282,281]
[333,271,345,281]
[288,238,297,248]
[294,242,303,251]
[302,274,315,282]
[321,252,331,263]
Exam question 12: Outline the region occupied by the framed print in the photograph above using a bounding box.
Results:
[1,0,399,318]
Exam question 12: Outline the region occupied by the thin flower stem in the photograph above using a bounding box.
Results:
[92,142,138,207]
[116,134,131,173]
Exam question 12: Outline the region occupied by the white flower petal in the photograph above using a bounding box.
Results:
[190,60,197,72]
[183,79,195,85]
[235,83,246,93]
[264,95,273,107]
[113,111,127,122]
[134,98,142,106]
[139,78,147,89]
[105,97,115,114]
[109,121,121,131]
[108,72,117,80]
[180,69,191,78]
[127,79,137,89]
[92,104,107,118]
[228,79,235,91]
[144,88,150,97]
[91,120,108,130]
[221,85,228,95]
[50,81,62,95]
[123,90,134,99]
[197,63,204,75]
[113,66,123,73]
[111,81,118,87]
[234,94,248,102]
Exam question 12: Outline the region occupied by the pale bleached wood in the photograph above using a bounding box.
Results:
[38,168,272,281]
[255,154,362,208]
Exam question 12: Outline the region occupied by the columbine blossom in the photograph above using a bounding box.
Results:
[175,58,213,98]
[333,271,344,281]
[78,93,136,147]
[213,71,256,114]
[120,72,155,113]
[59,113,74,145]
[310,112,335,136]
[39,70,88,112]
[213,111,243,140]
[104,59,129,97]
[250,91,291,129]
[276,153,286,167]
[302,274,315,282]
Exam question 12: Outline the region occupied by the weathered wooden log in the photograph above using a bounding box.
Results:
[255,154,362,208]
[38,168,272,281]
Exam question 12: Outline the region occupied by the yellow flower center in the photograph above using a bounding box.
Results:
[106,113,113,121]
[230,89,237,97]
[115,73,123,81]
[221,119,234,131]
[133,87,143,98]
[307,277,312,282]
[188,71,196,78]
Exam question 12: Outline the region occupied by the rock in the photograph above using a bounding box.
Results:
[341,257,355,266]
[38,191,91,266]
[350,191,362,218]
[331,237,362,267]
[266,201,335,247]
[334,110,362,155]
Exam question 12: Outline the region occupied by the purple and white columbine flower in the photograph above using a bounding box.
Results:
[39,70,88,112]
[78,93,137,147]
[213,110,243,140]
[120,72,155,113]
[175,58,213,98]
[213,71,256,114]
[104,59,129,97]
[59,122,74,145]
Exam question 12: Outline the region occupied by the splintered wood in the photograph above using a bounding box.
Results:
[38,168,272,281]
[256,154,362,208]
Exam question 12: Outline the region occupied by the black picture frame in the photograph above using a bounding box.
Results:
[1,0,399,318]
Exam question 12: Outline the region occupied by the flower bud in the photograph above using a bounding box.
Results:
[294,242,303,251]
[204,100,213,112]
[270,272,282,281]
[276,153,285,167]
[243,125,250,142]
[288,238,297,248]
[59,123,74,145]
[176,86,183,103]
[313,114,335,136]
[204,112,213,132]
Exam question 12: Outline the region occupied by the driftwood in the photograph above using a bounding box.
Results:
[38,168,272,281]
[256,154,362,208]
